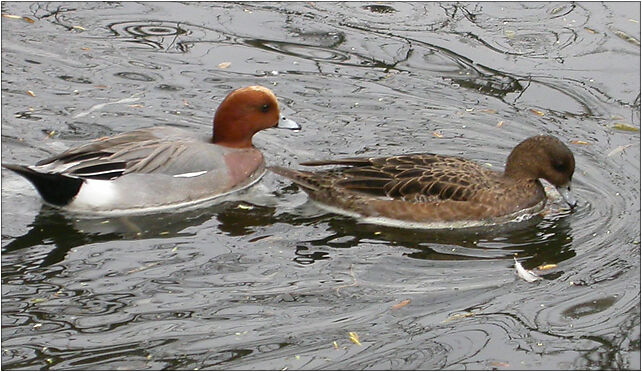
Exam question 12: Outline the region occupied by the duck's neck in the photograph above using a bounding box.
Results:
[212,120,254,148]
[504,150,540,180]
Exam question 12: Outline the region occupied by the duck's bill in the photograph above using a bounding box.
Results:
[276,116,301,130]
[557,183,577,209]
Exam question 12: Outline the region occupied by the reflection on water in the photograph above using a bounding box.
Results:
[1,1,639,370]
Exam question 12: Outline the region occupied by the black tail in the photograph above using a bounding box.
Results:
[3,164,83,206]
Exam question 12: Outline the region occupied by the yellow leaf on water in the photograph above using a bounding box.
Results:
[607,144,633,157]
[529,108,545,116]
[612,123,640,132]
[537,264,558,271]
[496,120,505,128]
[432,131,443,138]
[584,27,598,34]
[613,30,641,46]
[2,14,23,20]
[22,16,35,24]
[72,25,86,31]
[27,90,35,97]
[218,62,232,69]
[570,140,590,145]
[332,341,339,349]
[392,299,411,310]
[489,361,510,368]
[348,332,361,346]
[443,312,475,322]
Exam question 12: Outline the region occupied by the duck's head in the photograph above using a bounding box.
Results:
[212,86,300,148]
[505,135,576,208]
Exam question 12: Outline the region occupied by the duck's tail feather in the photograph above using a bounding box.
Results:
[3,163,83,206]
[268,166,323,192]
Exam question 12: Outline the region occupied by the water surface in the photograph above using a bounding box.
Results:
[2,2,640,370]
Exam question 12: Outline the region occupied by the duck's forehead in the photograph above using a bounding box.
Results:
[234,86,277,102]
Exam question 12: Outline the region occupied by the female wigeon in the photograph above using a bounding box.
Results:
[3,86,300,215]
[270,135,576,228]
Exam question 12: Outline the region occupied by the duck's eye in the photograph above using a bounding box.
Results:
[552,161,567,172]
[261,104,270,113]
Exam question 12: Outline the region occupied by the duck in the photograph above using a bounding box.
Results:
[269,135,576,228]
[3,85,301,215]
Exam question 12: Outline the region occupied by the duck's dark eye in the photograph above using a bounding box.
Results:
[261,104,270,113]
[552,160,567,172]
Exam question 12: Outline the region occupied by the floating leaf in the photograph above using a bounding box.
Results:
[570,140,590,145]
[529,108,545,116]
[332,341,339,349]
[504,29,516,39]
[612,123,639,132]
[443,312,475,322]
[607,144,633,157]
[496,120,505,128]
[613,30,640,46]
[489,361,510,368]
[237,203,253,210]
[432,131,443,138]
[348,332,361,346]
[536,264,558,271]
[481,108,497,114]
[218,62,232,69]
[128,104,144,108]
[26,90,35,97]
[392,299,411,310]
[23,17,35,24]
[584,27,598,34]
[30,298,48,304]
[127,262,160,274]
[72,25,86,31]
[550,5,565,14]
[514,257,541,282]
[2,14,23,20]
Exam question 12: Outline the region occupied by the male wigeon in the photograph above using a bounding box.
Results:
[3,86,300,215]
[270,135,576,228]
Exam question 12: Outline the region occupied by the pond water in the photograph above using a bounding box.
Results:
[1,2,640,370]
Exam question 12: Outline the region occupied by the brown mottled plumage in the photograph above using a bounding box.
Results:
[269,135,576,227]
